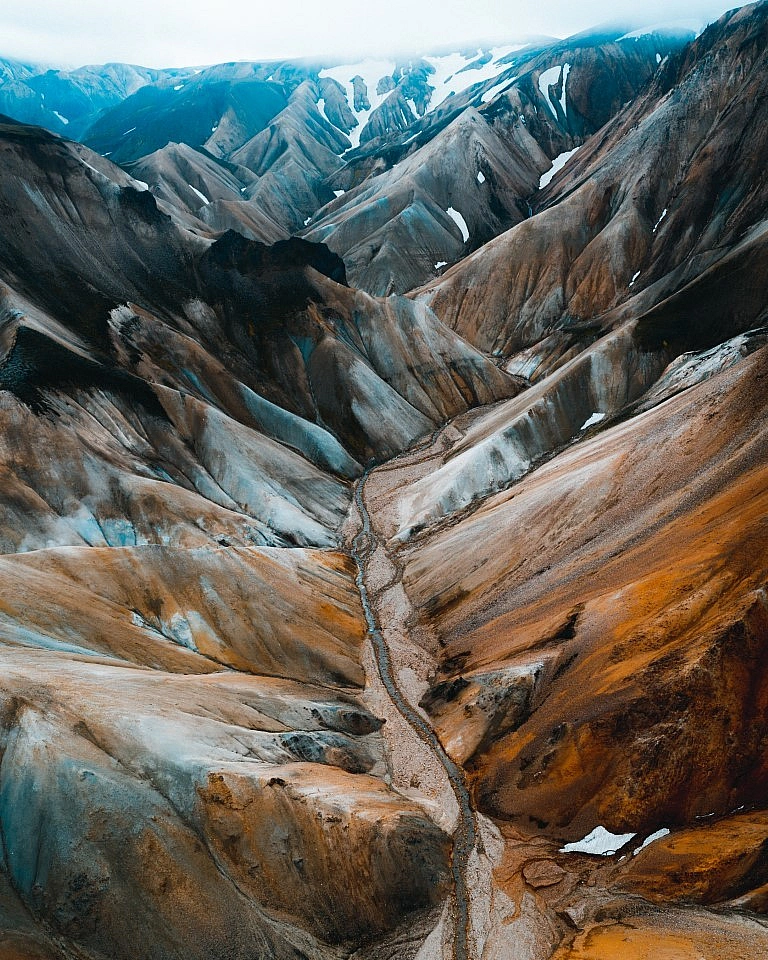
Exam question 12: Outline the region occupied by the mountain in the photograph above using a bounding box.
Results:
[0,4,766,960]
[0,57,188,139]
[424,9,768,357]
[0,112,514,959]
[0,28,693,254]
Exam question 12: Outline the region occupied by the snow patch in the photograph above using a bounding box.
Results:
[559,63,571,116]
[80,159,108,181]
[634,828,670,855]
[322,45,526,148]
[174,83,184,90]
[537,65,562,118]
[333,189,346,197]
[656,53,662,63]
[303,217,312,226]
[477,170,486,184]
[425,45,523,112]
[629,270,640,287]
[481,74,518,104]
[319,58,397,149]
[189,184,210,205]
[421,51,468,108]
[121,127,137,136]
[317,97,338,129]
[618,19,702,41]
[653,207,667,232]
[434,261,448,269]
[446,206,469,242]
[53,111,69,125]
[539,147,579,189]
[132,179,149,192]
[560,826,636,855]
[580,411,606,430]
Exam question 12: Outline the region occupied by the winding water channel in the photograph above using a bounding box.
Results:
[351,469,478,960]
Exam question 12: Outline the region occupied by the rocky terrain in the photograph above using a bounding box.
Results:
[0,4,766,959]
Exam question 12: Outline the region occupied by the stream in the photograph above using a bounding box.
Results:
[351,469,478,960]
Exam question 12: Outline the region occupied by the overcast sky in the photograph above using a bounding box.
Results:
[0,0,747,68]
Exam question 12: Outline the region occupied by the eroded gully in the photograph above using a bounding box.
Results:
[351,468,478,960]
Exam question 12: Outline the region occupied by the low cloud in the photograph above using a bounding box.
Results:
[0,0,747,68]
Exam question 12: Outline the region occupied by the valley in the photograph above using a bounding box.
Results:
[0,3,766,958]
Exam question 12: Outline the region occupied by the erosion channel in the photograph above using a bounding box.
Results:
[351,468,479,960]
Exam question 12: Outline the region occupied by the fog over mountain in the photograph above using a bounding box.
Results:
[0,3,766,959]
[0,0,748,65]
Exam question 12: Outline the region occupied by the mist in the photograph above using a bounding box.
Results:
[0,0,747,68]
